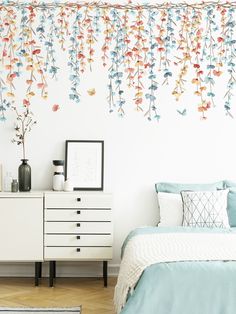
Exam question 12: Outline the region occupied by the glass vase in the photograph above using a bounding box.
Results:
[18,159,31,192]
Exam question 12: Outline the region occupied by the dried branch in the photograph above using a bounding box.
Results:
[11,106,37,160]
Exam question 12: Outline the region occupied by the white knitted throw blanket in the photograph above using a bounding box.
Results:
[114,232,236,313]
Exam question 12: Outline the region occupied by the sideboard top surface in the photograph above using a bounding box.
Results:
[0,190,112,198]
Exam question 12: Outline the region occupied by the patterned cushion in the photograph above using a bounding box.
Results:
[181,190,229,228]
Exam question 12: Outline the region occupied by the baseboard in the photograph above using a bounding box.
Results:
[0,262,120,277]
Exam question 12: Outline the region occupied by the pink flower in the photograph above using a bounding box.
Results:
[52,104,60,112]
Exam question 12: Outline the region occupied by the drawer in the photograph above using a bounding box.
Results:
[45,221,112,234]
[45,193,112,209]
[45,234,112,246]
[45,209,112,221]
[44,247,113,260]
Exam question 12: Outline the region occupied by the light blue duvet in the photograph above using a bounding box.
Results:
[120,227,236,314]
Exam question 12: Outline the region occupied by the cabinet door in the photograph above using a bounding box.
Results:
[0,198,43,261]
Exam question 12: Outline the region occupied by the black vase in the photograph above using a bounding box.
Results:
[18,159,31,192]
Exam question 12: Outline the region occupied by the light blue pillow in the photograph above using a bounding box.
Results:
[226,188,236,227]
[223,181,236,227]
[224,180,236,188]
[155,181,224,194]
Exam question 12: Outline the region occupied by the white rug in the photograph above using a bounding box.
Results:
[0,307,81,314]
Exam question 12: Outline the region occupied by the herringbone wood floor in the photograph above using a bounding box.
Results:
[0,277,117,314]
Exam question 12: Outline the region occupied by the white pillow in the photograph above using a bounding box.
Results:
[158,192,183,226]
[181,189,229,228]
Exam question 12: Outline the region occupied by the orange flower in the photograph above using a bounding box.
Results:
[135,60,143,67]
[135,91,143,98]
[7,73,17,81]
[192,78,200,85]
[198,106,205,112]
[27,92,35,97]
[37,83,44,89]
[77,53,85,59]
[213,70,222,77]
[155,37,164,45]
[6,92,15,97]
[135,98,142,105]
[5,64,12,70]
[26,65,33,71]
[87,88,96,96]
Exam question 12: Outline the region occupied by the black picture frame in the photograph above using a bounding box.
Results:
[65,140,104,191]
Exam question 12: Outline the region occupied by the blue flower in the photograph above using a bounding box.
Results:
[207,64,215,69]
[149,84,158,91]
[164,71,172,78]
[36,26,45,33]
[154,115,161,121]
[207,92,215,97]
[205,76,215,84]
[177,109,187,116]
[0,116,6,122]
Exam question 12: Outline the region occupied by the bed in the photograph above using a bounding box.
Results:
[114,181,236,314]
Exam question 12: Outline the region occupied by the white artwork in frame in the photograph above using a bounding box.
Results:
[65,140,104,190]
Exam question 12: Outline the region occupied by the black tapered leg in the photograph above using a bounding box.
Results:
[49,261,55,287]
[53,261,56,278]
[39,262,42,278]
[35,262,41,286]
[103,261,108,287]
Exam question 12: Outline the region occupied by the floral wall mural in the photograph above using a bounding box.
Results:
[0,1,236,122]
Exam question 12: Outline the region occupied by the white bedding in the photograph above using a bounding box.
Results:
[114,232,236,313]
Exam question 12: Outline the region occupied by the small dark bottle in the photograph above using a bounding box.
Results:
[18,159,31,192]
[11,179,19,192]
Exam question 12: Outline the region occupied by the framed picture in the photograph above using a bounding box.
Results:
[65,140,104,190]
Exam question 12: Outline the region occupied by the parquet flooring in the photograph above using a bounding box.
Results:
[0,277,117,314]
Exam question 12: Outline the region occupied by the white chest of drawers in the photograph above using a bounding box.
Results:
[44,191,113,286]
[0,191,112,286]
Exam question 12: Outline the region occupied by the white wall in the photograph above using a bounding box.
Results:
[1,1,236,276]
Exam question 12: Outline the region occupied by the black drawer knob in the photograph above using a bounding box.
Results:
[77,198,81,202]
[77,210,81,214]
[76,248,81,252]
[77,223,81,227]
[76,236,81,240]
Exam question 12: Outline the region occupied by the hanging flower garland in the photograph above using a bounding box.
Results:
[1,1,236,121]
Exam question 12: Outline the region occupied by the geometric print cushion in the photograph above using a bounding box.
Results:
[181,189,229,228]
